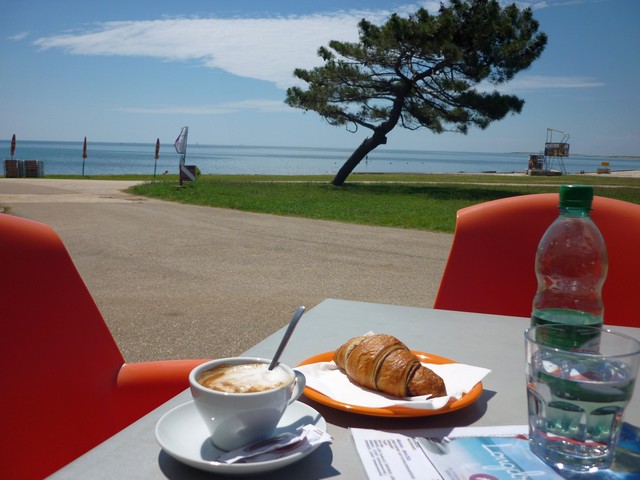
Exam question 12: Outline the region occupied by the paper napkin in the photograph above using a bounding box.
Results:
[296,361,490,410]
[215,424,332,464]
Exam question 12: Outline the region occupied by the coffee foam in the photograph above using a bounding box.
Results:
[198,363,292,394]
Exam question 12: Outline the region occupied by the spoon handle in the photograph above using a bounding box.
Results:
[268,306,306,370]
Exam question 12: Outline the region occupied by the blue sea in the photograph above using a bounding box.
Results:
[4,140,639,176]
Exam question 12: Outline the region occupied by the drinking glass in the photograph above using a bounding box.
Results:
[525,325,640,474]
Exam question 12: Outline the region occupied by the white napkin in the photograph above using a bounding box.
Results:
[296,361,490,410]
[215,425,332,464]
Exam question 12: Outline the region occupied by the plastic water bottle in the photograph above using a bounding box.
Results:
[531,185,608,349]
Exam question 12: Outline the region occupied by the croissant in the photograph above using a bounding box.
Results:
[334,334,447,398]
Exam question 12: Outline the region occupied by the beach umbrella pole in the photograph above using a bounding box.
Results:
[154,138,160,178]
[82,137,88,176]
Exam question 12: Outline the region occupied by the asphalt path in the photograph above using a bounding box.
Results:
[0,179,452,362]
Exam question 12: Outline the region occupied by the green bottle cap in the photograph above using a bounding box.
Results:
[559,185,593,209]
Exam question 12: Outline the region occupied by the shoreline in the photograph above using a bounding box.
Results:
[356,169,640,178]
[3,168,640,179]
[7,142,639,177]
[491,170,640,178]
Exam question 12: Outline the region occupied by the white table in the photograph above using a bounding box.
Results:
[49,299,640,479]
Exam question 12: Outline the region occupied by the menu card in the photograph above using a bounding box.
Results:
[351,424,640,479]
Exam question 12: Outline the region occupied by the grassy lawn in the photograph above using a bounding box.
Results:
[128,173,640,233]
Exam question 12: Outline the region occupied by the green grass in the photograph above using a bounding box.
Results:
[129,173,640,233]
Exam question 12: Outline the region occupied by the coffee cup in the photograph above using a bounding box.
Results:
[189,357,306,451]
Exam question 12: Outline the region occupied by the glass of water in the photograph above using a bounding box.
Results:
[525,325,640,474]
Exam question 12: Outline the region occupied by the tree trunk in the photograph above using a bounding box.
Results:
[331,131,387,186]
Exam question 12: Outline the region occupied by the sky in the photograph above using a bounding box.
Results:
[1,0,638,156]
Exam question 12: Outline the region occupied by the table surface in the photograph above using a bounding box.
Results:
[49,299,640,479]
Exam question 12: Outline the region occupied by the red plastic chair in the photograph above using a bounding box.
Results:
[0,214,209,480]
[434,193,640,327]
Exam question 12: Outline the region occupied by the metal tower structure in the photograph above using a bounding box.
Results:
[544,128,570,174]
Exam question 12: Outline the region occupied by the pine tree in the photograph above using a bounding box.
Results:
[285,0,547,185]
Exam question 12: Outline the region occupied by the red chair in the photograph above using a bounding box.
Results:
[434,193,640,327]
[0,214,208,479]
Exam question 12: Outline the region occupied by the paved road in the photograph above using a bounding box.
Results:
[1,179,453,362]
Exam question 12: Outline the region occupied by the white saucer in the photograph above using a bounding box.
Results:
[155,400,327,475]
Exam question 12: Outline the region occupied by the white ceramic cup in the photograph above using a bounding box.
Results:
[189,357,306,451]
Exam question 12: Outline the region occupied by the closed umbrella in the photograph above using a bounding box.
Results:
[10,134,16,159]
[154,138,160,178]
[82,137,88,176]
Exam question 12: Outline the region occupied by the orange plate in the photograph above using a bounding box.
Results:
[297,351,483,418]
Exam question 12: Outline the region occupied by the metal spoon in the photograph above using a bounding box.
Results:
[268,306,306,370]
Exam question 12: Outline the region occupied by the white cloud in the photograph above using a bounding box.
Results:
[116,99,289,115]
[33,13,384,90]
[32,3,601,96]
[31,3,447,90]
[9,31,29,41]
[116,105,235,115]
[489,75,606,92]
[516,0,593,9]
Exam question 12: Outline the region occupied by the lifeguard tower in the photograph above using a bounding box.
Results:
[528,128,570,176]
[543,128,570,174]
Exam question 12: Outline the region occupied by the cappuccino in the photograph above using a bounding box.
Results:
[197,362,292,393]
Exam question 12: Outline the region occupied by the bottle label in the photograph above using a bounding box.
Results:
[531,309,602,351]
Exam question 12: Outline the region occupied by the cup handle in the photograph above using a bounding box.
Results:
[288,370,306,405]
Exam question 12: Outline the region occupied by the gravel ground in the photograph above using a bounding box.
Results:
[0,178,452,362]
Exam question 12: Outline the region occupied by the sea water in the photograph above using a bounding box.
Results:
[527,351,635,472]
[4,140,639,176]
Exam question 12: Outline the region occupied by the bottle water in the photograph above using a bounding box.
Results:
[531,185,608,349]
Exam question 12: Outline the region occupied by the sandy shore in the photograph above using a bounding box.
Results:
[582,170,640,177]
